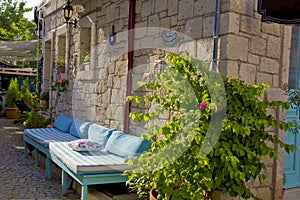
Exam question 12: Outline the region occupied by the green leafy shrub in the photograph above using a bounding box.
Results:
[81,51,90,63]
[6,77,20,108]
[23,109,51,128]
[55,57,65,67]
[40,91,49,101]
[20,77,32,105]
[125,53,296,200]
[23,95,52,129]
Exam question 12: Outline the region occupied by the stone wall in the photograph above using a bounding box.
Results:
[40,0,292,199]
[217,0,291,200]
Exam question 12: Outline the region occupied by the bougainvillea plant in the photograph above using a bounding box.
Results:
[125,53,296,200]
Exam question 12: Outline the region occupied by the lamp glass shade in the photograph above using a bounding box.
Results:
[63,2,73,22]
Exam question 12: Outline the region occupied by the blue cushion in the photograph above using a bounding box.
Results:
[87,123,115,147]
[53,114,73,133]
[105,131,152,158]
[69,119,91,138]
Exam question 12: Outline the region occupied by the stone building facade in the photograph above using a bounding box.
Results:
[38,0,292,199]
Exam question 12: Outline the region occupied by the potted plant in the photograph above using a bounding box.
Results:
[51,77,68,110]
[55,57,65,73]
[125,53,296,200]
[81,51,90,71]
[20,77,32,105]
[5,77,20,119]
[40,91,49,108]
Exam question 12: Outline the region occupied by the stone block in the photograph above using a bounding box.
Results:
[105,3,116,23]
[240,63,257,84]
[159,11,168,18]
[160,17,171,28]
[259,57,279,74]
[178,0,194,20]
[119,1,128,18]
[221,0,254,16]
[256,187,272,200]
[194,0,215,16]
[266,35,281,59]
[168,0,178,16]
[257,72,273,86]
[155,0,167,13]
[266,88,287,102]
[220,35,249,62]
[141,0,152,18]
[111,89,125,104]
[196,38,213,62]
[185,17,203,39]
[114,19,125,32]
[171,15,178,27]
[108,63,115,74]
[113,76,121,89]
[108,75,114,87]
[218,60,239,78]
[273,75,279,88]
[240,15,261,35]
[203,16,214,37]
[179,41,197,58]
[250,36,267,56]
[262,23,281,36]
[101,89,111,105]
[248,54,260,65]
[219,12,239,35]
[116,60,127,75]
[148,14,160,27]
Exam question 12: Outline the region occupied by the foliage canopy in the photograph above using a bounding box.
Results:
[0,0,36,41]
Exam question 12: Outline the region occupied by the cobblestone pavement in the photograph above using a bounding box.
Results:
[0,118,79,200]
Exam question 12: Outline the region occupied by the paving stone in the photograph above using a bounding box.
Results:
[0,118,79,200]
[0,118,136,200]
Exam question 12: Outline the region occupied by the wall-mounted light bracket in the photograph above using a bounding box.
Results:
[63,0,78,28]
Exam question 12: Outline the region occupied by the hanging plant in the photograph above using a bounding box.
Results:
[51,77,69,110]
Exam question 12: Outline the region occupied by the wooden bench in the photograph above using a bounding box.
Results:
[23,114,151,200]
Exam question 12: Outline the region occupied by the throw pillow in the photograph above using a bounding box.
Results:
[68,139,103,151]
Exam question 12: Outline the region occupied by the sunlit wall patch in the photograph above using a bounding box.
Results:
[161,30,179,47]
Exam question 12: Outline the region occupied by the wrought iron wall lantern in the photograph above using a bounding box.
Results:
[63,0,78,27]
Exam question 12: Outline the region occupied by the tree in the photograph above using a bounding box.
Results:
[0,0,36,41]
[20,77,32,105]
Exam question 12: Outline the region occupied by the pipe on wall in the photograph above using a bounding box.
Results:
[123,0,136,133]
[212,0,220,72]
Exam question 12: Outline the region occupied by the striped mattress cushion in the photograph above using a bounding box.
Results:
[24,128,79,148]
[49,142,129,175]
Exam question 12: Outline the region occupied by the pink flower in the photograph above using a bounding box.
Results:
[218,105,222,111]
[59,77,66,81]
[199,101,207,109]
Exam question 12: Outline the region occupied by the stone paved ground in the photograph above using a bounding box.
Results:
[0,118,79,200]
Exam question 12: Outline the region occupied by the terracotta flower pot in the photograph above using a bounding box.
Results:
[150,188,157,200]
[6,107,20,119]
[41,100,48,108]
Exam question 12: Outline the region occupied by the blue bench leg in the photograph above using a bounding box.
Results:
[62,170,67,196]
[34,148,39,166]
[46,156,52,179]
[81,185,87,200]
[24,141,28,157]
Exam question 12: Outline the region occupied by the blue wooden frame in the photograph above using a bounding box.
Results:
[23,134,53,179]
[50,151,127,200]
